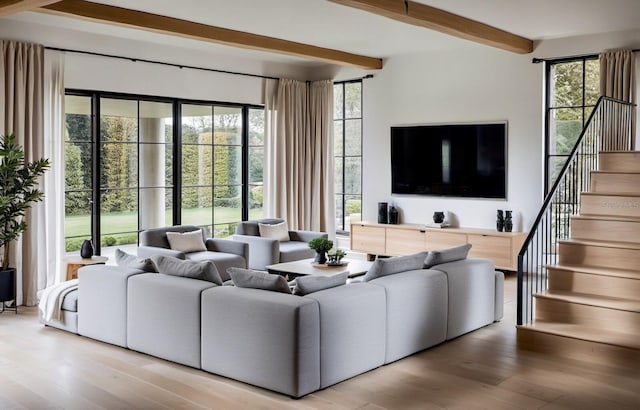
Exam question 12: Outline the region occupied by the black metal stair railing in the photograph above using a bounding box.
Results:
[517,96,636,326]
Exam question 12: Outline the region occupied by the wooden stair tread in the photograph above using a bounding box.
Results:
[535,290,640,312]
[571,214,640,223]
[518,322,640,350]
[547,264,640,279]
[559,238,640,250]
[581,191,640,197]
[591,170,640,175]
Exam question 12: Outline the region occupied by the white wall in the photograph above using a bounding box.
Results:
[0,17,311,104]
[360,30,640,232]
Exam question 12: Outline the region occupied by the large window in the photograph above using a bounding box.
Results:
[64,91,263,254]
[334,80,362,234]
[545,56,599,192]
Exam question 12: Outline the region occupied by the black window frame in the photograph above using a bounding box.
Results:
[63,89,262,254]
[334,80,363,236]
[544,55,599,194]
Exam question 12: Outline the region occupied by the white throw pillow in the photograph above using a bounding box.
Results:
[258,222,290,242]
[166,229,207,253]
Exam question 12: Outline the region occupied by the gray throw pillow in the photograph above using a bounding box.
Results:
[423,243,472,268]
[115,248,155,272]
[151,255,222,285]
[361,251,428,282]
[293,271,348,296]
[228,267,291,294]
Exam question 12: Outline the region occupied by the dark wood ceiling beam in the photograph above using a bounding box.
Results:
[37,0,383,70]
[329,0,534,54]
[0,0,58,17]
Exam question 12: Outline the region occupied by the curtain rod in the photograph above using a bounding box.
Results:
[44,46,281,80]
[532,48,640,64]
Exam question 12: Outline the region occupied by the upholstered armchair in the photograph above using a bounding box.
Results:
[138,225,249,281]
[231,218,328,270]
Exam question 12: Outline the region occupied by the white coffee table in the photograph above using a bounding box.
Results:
[266,258,373,279]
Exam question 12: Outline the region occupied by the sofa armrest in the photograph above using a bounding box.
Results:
[137,245,185,259]
[231,234,279,270]
[289,230,327,243]
[206,238,249,260]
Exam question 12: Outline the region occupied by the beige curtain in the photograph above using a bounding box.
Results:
[600,49,635,102]
[1,40,45,306]
[599,49,636,149]
[264,78,335,235]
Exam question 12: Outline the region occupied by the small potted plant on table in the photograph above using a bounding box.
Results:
[308,237,333,264]
[327,248,347,265]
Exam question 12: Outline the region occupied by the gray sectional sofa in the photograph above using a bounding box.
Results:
[43,254,503,398]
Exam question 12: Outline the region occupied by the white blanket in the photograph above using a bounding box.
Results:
[38,279,78,322]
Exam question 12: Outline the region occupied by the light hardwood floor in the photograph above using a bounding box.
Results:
[1,275,638,409]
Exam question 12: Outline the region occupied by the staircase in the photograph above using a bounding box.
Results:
[517,151,640,368]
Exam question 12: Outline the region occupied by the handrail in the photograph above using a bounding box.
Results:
[516,96,636,326]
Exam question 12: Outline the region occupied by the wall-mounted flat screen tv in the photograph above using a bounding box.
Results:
[391,123,507,199]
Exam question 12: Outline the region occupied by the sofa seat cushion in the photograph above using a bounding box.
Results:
[304,283,386,388]
[61,289,78,312]
[278,241,315,263]
[201,286,320,398]
[186,251,245,282]
[127,273,217,368]
[370,269,448,364]
[431,258,496,340]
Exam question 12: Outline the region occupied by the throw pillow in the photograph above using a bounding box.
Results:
[150,255,222,285]
[423,243,472,268]
[292,271,348,296]
[258,221,290,242]
[166,229,207,253]
[115,248,155,272]
[228,267,291,294]
[361,251,428,282]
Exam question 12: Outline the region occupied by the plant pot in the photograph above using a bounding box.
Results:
[0,268,16,303]
[313,252,327,265]
[80,240,94,259]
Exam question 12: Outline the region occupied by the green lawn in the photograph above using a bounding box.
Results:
[65,207,263,251]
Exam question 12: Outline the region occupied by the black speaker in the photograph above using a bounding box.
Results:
[378,202,388,224]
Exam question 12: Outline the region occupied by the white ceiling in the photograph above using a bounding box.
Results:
[6,0,640,69]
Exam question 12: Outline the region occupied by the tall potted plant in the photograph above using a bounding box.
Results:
[0,134,50,305]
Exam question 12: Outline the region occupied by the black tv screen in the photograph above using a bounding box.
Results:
[391,123,507,198]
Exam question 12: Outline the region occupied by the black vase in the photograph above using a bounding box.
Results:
[496,210,504,232]
[80,240,94,259]
[314,251,327,265]
[378,202,388,224]
[504,211,513,232]
[388,206,399,224]
[433,212,445,224]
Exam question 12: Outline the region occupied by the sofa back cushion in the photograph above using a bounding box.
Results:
[424,244,472,268]
[140,225,208,249]
[115,248,155,272]
[228,267,291,294]
[235,218,285,236]
[166,229,207,252]
[151,255,222,285]
[361,252,428,282]
[293,271,348,295]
